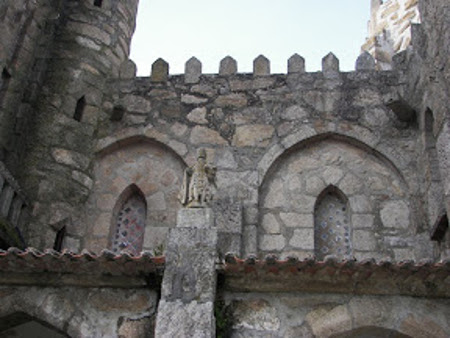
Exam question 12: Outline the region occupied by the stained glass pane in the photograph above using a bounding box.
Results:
[111,194,146,255]
[314,190,351,260]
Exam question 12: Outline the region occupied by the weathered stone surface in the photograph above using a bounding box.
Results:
[253,55,270,76]
[322,52,339,76]
[232,300,280,331]
[177,208,214,228]
[215,93,248,108]
[280,213,313,228]
[380,200,410,229]
[185,57,202,84]
[259,234,286,251]
[51,148,90,170]
[355,51,376,71]
[119,60,137,79]
[289,228,314,249]
[261,213,281,234]
[288,54,305,74]
[281,105,308,121]
[155,300,215,338]
[306,305,352,337]
[219,56,237,76]
[232,125,274,147]
[353,230,377,251]
[190,126,227,145]
[181,94,208,105]
[151,58,169,82]
[187,107,208,124]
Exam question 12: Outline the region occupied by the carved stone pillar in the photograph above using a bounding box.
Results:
[155,208,217,337]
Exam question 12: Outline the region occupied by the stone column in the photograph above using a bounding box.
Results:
[155,208,217,338]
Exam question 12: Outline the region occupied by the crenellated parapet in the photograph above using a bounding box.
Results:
[121,52,378,82]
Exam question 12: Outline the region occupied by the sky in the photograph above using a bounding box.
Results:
[130,0,371,76]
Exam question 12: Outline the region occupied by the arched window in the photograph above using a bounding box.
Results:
[111,185,146,255]
[73,96,86,122]
[314,186,352,260]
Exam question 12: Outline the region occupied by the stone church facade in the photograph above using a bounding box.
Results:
[0,0,448,336]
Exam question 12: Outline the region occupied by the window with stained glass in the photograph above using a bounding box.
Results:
[111,193,146,255]
[314,187,352,260]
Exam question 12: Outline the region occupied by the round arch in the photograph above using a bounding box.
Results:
[258,132,408,189]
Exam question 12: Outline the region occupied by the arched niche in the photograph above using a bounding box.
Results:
[258,133,411,259]
[314,185,352,260]
[0,312,69,338]
[110,184,146,255]
[84,137,186,252]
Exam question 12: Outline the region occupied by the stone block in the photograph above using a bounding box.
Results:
[51,148,90,170]
[322,52,340,77]
[219,56,237,76]
[232,299,280,331]
[380,200,410,229]
[259,234,286,251]
[155,300,215,338]
[118,317,153,338]
[400,315,448,338]
[281,105,308,121]
[119,59,137,79]
[213,201,242,233]
[288,54,305,74]
[214,93,248,108]
[349,195,372,213]
[243,225,257,255]
[351,214,375,228]
[355,51,376,71]
[232,125,274,147]
[162,227,217,302]
[253,55,270,76]
[262,213,281,234]
[190,126,227,145]
[187,107,208,124]
[142,226,169,252]
[177,208,214,228]
[353,230,377,251]
[289,228,314,249]
[151,58,169,82]
[218,232,241,256]
[181,94,208,105]
[280,213,313,228]
[306,305,352,337]
[185,56,202,84]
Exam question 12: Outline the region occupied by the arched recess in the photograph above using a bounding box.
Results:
[0,312,69,338]
[314,186,352,260]
[84,136,186,252]
[110,184,147,255]
[258,133,411,259]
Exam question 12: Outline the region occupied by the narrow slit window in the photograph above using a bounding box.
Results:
[2,68,11,80]
[94,0,103,8]
[53,226,66,252]
[111,105,125,121]
[74,96,86,122]
[314,186,352,260]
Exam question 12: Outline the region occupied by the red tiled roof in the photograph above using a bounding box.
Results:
[0,247,165,276]
[220,254,450,298]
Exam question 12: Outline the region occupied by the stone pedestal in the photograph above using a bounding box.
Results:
[155,208,217,338]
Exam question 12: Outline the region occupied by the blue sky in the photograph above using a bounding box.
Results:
[130,0,371,75]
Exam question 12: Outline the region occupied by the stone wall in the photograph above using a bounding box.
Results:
[80,53,434,260]
[221,292,450,337]
[0,286,158,337]
[397,0,450,259]
[0,0,62,173]
[19,0,139,249]
[362,0,420,69]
